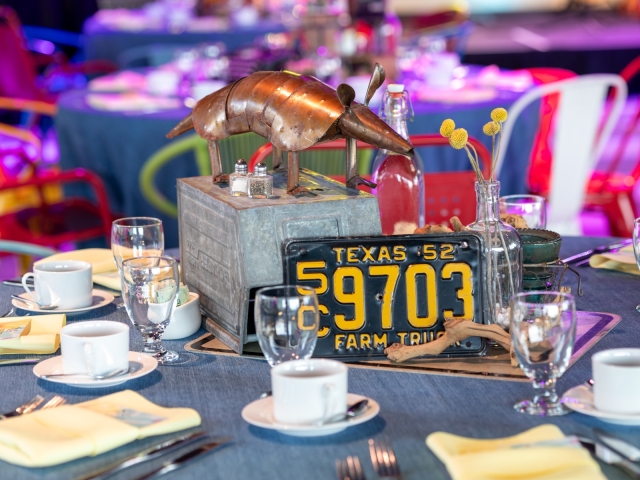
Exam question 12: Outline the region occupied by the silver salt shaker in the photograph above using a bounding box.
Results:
[229,159,249,196]
[249,162,273,199]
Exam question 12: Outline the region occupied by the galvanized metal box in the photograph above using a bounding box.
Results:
[177,168,382,353]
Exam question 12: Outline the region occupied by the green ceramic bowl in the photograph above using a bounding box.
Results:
[519,229,562,265]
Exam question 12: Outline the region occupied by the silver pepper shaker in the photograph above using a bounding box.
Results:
[249,162,273,199]
[229,159,249,196]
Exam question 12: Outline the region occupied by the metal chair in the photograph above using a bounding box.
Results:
[494,74,628,235]
[584,55,640,236]
[139,132,269,217]
[248,134,492,227]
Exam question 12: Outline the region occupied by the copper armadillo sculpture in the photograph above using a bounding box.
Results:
[167,65,414,195]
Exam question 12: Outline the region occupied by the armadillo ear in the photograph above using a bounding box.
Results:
[364,63,386,107]
[337,84,356,109]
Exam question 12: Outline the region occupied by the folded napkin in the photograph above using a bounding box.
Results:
[0,390,201,467]
[0,314,66,354]
[589,244,639,275]
[35,249,121,291]
[427,424,605,480]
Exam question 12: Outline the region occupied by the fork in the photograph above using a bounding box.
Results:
[0,394,44,419]
[336,456,366,480]
[369,438,401,479]
[40,395,66,410]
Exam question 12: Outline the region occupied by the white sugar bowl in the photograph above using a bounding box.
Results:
[163,292,202,340]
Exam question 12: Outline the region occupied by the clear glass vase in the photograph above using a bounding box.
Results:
[466,181,523,331]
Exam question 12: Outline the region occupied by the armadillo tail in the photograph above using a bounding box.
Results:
[166,113,194,138]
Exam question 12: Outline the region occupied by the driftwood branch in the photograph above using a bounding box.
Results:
[384,318,515,365]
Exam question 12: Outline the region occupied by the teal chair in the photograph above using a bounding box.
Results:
[139,132,269,217]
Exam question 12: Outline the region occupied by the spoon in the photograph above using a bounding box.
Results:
[11,295,58,311]
[317,399,369,426]
[40,367,130,380]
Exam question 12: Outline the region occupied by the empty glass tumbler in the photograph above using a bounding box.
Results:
[254,285,320,366]
[500,195,547,229]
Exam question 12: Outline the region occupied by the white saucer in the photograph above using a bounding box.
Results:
[562,384,640,425]
[13,289,115,315]
[33,352,157,388]
[241,393,379,437]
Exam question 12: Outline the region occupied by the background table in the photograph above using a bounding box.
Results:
[0,236,637,479]
[83,17,286,65]
[56,87,538,248]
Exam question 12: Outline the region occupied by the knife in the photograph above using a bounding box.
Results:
[0,359,40,366]
[578,436,640,479]
[133,437,232,480]
[75,430,207,480]
[595,429,640,462]
[562,239,633,265]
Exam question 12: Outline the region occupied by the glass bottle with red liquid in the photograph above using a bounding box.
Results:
[371,84,425,235]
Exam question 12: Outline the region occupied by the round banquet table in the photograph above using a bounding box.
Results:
[83,16,286,65]
[55,86,539,249]
[0,236,638,480]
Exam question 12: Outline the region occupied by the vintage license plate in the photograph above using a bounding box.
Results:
[283,233,488,359]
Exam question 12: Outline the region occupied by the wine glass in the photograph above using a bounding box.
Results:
[121,256,180,364]
[510,291,577,416]
[111,217,164,272]
[634,218,640,312]
[254,285,320,367]
[499,194,547,229]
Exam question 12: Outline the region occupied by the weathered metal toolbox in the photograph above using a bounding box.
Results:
[177,168,382,353]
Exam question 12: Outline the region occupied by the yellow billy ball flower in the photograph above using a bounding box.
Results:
[491,107,508,123]
[449,128,468,150]
[440,119,455,138]
[482,121,501,136]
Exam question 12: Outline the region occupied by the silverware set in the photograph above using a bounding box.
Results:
[76,432,232,480]
[336,439,401,480]
[0,394,66,419]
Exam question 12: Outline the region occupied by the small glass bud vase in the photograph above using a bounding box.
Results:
[229,159,249,196]
[249,162,272,199]
[466,181,523,331]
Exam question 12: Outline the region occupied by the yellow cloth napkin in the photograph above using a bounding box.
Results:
[35,249,122,291]
[426,424,605,480]
[0,390,201,467]
[0,315,66,354]
[589,244,639,275]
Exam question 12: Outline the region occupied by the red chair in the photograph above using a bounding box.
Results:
[0,168,113,248]
[584,55,640,237]
[524,68,578,197]
[248,134,492,226]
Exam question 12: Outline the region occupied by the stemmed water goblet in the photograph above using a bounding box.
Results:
[120,256,180,364]
[254,285,320,366]
[511,291,577,416]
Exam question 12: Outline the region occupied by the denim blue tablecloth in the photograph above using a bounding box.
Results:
[0,236,636,479]
[83,17,286,65]
[55,87,538,248]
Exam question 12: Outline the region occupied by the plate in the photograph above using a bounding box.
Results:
[13,289,115,315]
[241,393,379,437]
[33,352,157,388]
[562,385,640,425]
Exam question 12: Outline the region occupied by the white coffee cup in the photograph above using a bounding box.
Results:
[592,348,640,414]
[271,359,347,425]
[61,321,129,375]
[22,260,92,309]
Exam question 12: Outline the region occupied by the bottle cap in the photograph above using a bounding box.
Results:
[387,84,405,93]
[254,162,268,176]
[234,159,248,174]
